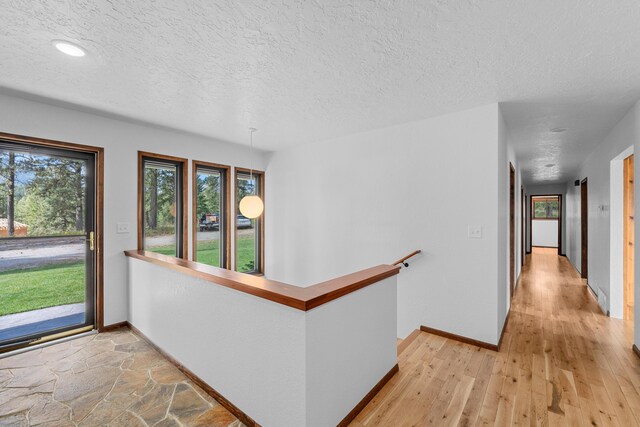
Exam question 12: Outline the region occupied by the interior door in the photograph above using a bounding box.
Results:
[624,155,634,320]
[0,140,96,352]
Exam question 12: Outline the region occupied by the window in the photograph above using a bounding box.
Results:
[193,161,230,268]
[532,196,559,219]
[235,168,264,273]
[138,152,187,258]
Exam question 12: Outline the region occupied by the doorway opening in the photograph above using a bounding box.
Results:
[530,195,562,255]
[509,163,515,299]
[0,133,103,353]
[581,178,588,281]
[609,147,633,319]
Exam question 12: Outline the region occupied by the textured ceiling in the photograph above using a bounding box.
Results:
[1,1,640,184]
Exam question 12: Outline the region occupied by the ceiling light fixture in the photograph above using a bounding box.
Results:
[239,128,264,219]
[52,40,86,57]
[550,127,566,133]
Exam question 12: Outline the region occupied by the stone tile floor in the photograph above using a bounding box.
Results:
[0,329,244,426]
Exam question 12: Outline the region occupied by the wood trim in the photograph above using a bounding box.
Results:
[530,194,561,203]
[532,245,559,249]
[531,196,561,202]
[126,322,259,427]
[558,194,563,256]
[117,322,401,427]
[137,151,189,259]
[497,310,511,350]
[337,363,399,427]
[125,250,400,311]
[0,132,105,331]
[137,152,143,251]
[138,150,190,164]
[96,147,105,331]
[0,132,104,153]
[585,284,607,316]
[393,250,421,266]
[100,321,128,332]
[234,167,265,273]
[191,160,231,269]
[420,325,500,352]
[633,344,640,360]
[521,186,525,268]
[304,266,401,310]
[509,163,515,300]
[397,329,422,356]
[581,178,588,280]
[528,193,532,253]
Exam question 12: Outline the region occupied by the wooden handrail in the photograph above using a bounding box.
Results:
[125,250,400,311]
[393,250,422,267]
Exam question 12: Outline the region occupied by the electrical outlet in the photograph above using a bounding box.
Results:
[468,225,482,239]
[116,222,130,234]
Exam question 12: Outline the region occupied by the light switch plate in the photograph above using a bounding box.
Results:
[116,222,130,234]
[468,225,482,239]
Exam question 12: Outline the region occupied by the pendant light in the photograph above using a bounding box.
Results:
[239,127,264,219]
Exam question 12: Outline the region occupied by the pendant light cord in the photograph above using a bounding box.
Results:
[249,128,255,195]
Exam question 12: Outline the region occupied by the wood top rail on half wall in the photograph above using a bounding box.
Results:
[124,250,400,311]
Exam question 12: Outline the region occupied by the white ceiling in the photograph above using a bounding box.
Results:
[1,1,640,184]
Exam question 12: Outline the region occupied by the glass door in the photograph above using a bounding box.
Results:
[0,140,96,352]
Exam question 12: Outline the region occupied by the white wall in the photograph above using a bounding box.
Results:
[532,220,558,247]
[565,101,638,315]
[498,107,523,335]
[0,92,266,326]
[266,103,504,344]
[128,257,397,427]
[305,277,397,427]
[129,258,307,426]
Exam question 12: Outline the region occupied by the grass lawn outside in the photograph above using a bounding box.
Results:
[0,235,257,318]
[0,262,85,317]
[148,234,257,272]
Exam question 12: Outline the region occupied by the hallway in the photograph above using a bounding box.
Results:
[352,248,640,426]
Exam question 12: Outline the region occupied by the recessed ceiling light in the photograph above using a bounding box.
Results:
[550,127,566,133]
[545,163,555,168]
[52,40,86,57]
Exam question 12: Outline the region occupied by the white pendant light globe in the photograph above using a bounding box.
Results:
[239,127,264,219]
[239,195,264,219]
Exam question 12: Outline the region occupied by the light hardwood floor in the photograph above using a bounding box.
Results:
[352,247,640,426]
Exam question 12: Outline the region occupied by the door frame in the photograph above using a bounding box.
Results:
[509,163,515,299]
[521,186,525,266]
[528,194,563,255]
[581,178,589,281]
[0,132,105,332]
